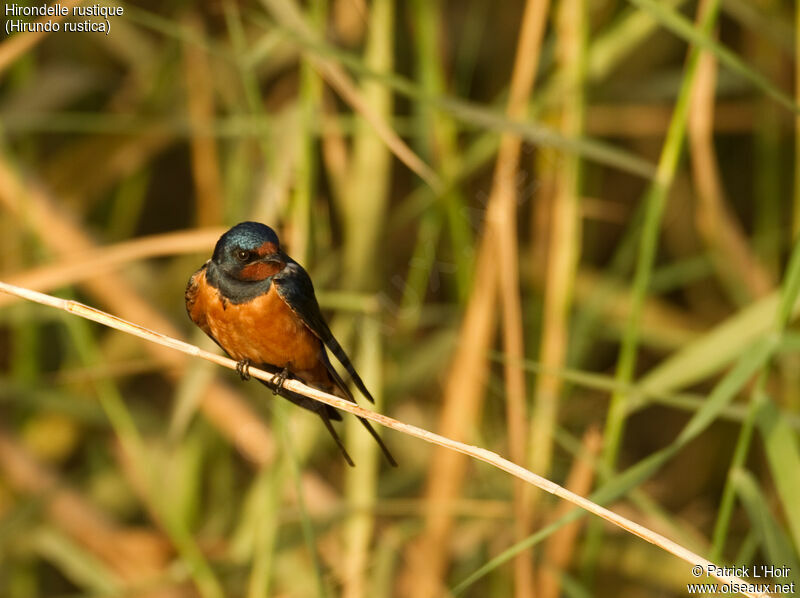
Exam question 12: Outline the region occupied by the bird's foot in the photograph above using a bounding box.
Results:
[236,359,251,381]
[271,366,290,395]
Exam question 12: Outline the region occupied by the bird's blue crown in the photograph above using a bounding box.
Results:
[213,221,280,260]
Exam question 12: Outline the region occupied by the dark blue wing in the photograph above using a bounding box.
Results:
[273,260,375,403]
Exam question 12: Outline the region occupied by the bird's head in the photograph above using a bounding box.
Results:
[211,221,286,281]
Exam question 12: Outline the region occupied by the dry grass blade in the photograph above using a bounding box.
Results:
[0,280,770,598]
[182,14,223,228]
[688,38,773,300]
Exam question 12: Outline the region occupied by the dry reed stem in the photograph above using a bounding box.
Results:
[336,0,394,292]
[0,280,769,598]
[530,149,557,282]
[538,427,602,598]
[401,201,497,598]
[335,4,393,595]
[182,14,223,228]
[688,38,774,300]
[0,228,224,308]
[0,0,84,76]
[342,327,382,598]
[332,0,367,45]
[259,0,442,193]
[530,0,584,514]
[0,429,174,594]
[405,0,550,592]
[489,0,553,595]
[319,90,350,201]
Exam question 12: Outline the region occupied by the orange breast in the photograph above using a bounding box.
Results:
[191,269,322,372]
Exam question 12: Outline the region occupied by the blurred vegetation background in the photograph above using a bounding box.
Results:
[1,0,800,597]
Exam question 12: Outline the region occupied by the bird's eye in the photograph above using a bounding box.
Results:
[235,249,251,262]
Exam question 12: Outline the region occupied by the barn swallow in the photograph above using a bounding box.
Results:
[185,221,396,467]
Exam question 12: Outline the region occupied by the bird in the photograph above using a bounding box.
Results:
[185,221,396,467]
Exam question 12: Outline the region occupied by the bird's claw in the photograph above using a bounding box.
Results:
[271,367,289,395]
[236,359,251,381]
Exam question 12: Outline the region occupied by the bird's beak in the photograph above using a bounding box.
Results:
[261,253,284,265]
